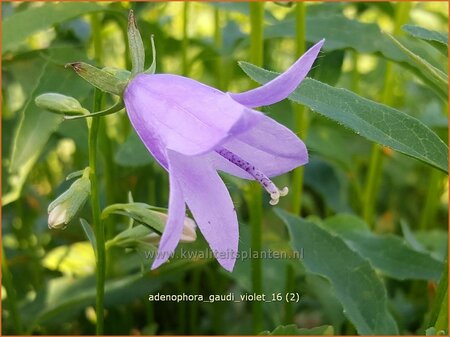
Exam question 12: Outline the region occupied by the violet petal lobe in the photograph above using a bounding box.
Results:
[151,165,186,269]
[211,114,308,179]
[167,150,239,272]
[124,74,264,157]
[229,39,325,108]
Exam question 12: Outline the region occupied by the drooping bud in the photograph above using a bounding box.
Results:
[103,203,197,248]
[35,93,89,116]
[153,211,197,243]
[66,62,127,96]
[48,168,91,229]
[128,10,145,76]
[106,211,197,247]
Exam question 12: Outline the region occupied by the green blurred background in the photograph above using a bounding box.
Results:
[2,1,448,335]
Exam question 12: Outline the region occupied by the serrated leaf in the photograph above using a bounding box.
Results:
[260,324,334,335]
[322,214,443,280]
[2,2,104,53]
[276,209,398,335]
[238,62,448,173]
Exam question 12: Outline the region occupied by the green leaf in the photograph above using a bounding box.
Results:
[223,225,292,324]
[386,34,447,94]
[79,218,97,254]
[238,62,449,173]
[101,203,165,234]
[115,129,152,167]
[276,209,398,335]
[304,158,352,213]
[402,24,448,54]
[265,15,446,98]
[2,2,104,53]
[260,324,334,335]
[4,49,92,206]
[322,214,443,280]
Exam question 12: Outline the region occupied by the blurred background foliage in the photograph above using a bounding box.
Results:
[2,1,448,335]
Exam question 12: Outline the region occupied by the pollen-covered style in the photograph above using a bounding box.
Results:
[124,39,324,271]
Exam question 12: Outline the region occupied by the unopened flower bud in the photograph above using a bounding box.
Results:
[48,168,90,229]
[35,93,89,116]
[153,211,197,243]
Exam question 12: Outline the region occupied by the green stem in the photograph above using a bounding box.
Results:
[363,143,384,225]
[285,3,307,324]
[100,116,117,277]
[2,247,23,334]
[283,263,295,324]
[182,2,189,76]
[362,3,411,227]
[249,2,264,334]
[290,3,307,216]
[351,50,360,93]
[91,89,106,335]
[428,257,448,331]
[189,269,201,334]
[91,13,102,63]
[419,169,444,230]
[214,7,224,90]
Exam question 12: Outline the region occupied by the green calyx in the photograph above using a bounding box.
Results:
[66,62,128,96]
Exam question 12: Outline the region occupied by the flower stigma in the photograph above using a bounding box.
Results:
[216,147,289,205]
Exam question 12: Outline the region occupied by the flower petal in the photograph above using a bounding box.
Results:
[151,164,186,269]
[124,74,263,157]
[211,114,308,178]
[167,150,239,271]
[229,39,325,108]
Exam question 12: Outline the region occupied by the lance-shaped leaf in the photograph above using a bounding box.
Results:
[402,24,448,55]
[101,203,165,234]
[386,33,447,95]
[238,62,448,173]
[322,214,444,280]
[276,209,399,335]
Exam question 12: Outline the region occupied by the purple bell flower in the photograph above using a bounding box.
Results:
[124,39,324,271]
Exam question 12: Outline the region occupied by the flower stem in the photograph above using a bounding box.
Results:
[182,2,189,76]
[91,89,106,335]
[285,3,307,324]
[2,247,23,334]
[290,2,307,216]
[428,256,448,331]
[362,2,411,226]
[214,7,224,90]
[420,169,444,230]
[249,2,264,333]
